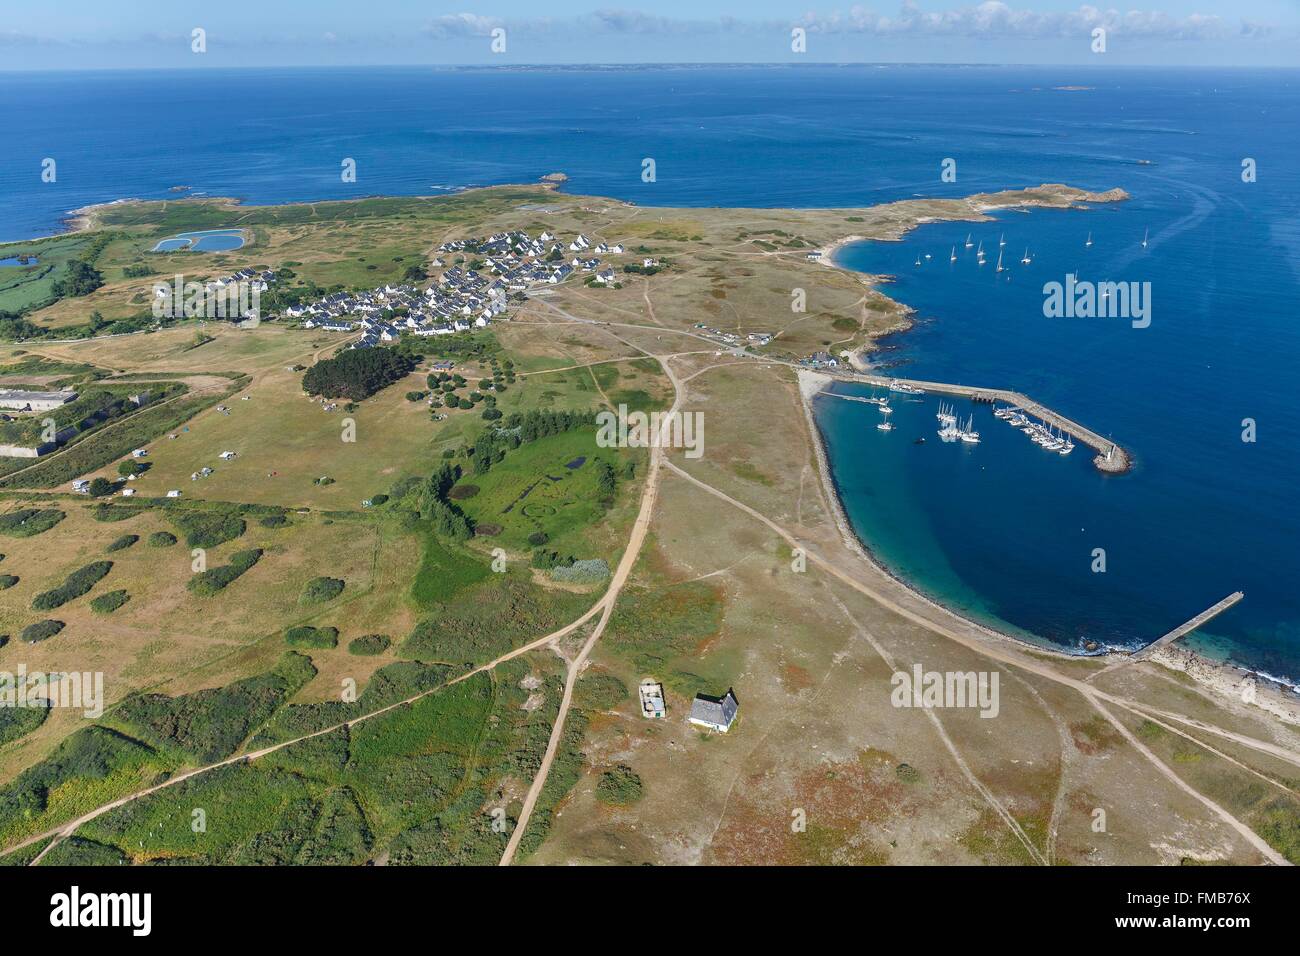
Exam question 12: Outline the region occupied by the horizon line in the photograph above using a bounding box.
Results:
[4,61,1300,74]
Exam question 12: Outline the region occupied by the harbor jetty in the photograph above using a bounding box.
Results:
[1133,591,1245,661]
[827,371,1131,474]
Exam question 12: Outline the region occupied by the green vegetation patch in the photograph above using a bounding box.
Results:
[0,508,65,538]
[187,548,262,596]
[301,576,345,604]
[285,625,339,650]
[105,533,139,553]
[37,836,129,867]
[301,347,415,401]
[90,503,147,522]
[0,726,166,845]
[0,574,16,590]
[32,560,113,610]
[111,653,317,763]
[404,574,589,665]
[574,673,627,711]
[348,634,391,656]
[410,535,490,607]
[89,589,130,614]
[0,700,51,747]
[255,661,453,745]
[171,510,246,549]
[19,620,65,644]
[595,765,644,806]
[147,530,178,547]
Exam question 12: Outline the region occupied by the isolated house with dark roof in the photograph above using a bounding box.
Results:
[688,689,739,733]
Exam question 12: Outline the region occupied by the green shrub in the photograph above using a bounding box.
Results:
[0,699,49,747]
[91,504,144,523]
[0,508,65,538]
[106,533,139,553]
[301,576,345,604]
[574,673,628,711]
[347,634,391,656]
[285,625,339,649]
[171,511,246,549]
[148,530,178,547]
[90,589,129,614]
[259,514,288,528]
[32,561,113,610]
[0,574,16,590]
[188,549,262,596]
[87,477,114,497]
[595,765,643,806]
[20,619,65,643]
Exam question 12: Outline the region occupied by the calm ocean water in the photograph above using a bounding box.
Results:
[3,65,1298,677]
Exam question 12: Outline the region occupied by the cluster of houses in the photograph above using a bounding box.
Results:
[802,351,842,369]
[286,229,624,348]
[205,267,276,294]
[692,324,773,350]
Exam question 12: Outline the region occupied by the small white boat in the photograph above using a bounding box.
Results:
[964,233,974,248]
[1020,248,1031,264]
[1141,228,1149,249]
[950,246,957,262]
[1085,231,1093,248]
[877,422,893,431]
[999,233,1006,248]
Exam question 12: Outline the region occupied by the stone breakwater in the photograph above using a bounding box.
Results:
[829,370,1132,475]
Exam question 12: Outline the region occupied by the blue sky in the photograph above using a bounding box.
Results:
[2,1,1298,68]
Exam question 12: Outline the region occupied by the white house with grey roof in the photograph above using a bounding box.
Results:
[688,689,739,733]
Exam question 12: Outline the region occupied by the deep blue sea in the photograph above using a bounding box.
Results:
[2,65,1297,678]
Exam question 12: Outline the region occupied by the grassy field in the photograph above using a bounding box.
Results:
[453,426,633,556]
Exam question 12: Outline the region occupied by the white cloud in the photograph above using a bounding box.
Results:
[425,13,508,39]
[796,3,1233,40]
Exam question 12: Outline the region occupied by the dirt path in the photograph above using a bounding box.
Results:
[498,318,686,865]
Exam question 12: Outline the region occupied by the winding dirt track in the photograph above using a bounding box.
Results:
[498,347,685,865]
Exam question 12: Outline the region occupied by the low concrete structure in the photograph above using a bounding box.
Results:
[639,679,666,719]
[0,388,77,412]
